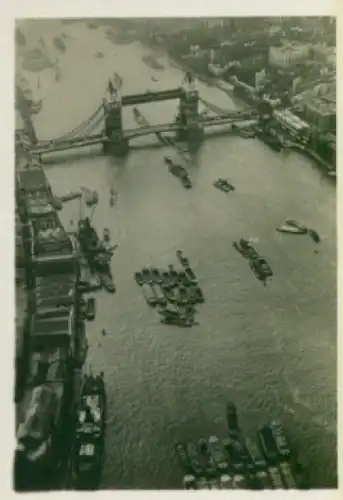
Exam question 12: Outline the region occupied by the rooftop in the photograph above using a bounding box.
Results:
[307,96,336,115]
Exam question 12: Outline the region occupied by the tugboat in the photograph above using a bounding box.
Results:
[213,178,235,193]
[72,373,106,490]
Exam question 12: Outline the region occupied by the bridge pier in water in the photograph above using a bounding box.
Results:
[103,91,129,156]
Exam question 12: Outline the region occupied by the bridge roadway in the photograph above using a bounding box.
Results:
[31,115,257,154]
[121,88,183,106]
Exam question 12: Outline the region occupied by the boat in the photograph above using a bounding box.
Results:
[176,250,189,267]
[226,401,240,438]
[276,225,307,234]
[175,442,193,475]
[220,475,234,489]
[190,286,204,304]
[94,51,104,59]
[232,474,248,489]
[233,239,259,260]
[103,228,110,243]
[134,272,144,286]
[207,436,229,471]
[285,220,308,232]
[307,228,320,243]
[167,265,179,284]
[150,267,163,284]
[181,175,192,189]
[176,286,189,306]
[184,266,197,283]
[161,271,173,287]
[151,76,159,82]
[141,283,158,306]
[257,426,280,466]
[94,254,116,293]
[183,475,196,489]
[161,284,177,303]
[196,477,210,489]
[152,285,167,306]
[80,297,96,321]
[197,439,217,477]
[249,258,272,283]
[141,267,153,284]
[160,314,195,327]
[53,36,66,54]
[72,373,106,489]
[186,443,205,476]
[222,439,245,473]
[268,421,291,461]
[213,178,235,193]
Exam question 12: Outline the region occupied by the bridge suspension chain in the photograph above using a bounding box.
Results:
[38,104,105,145]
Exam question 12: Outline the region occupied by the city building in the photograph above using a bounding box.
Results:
[273,109,310,138]
[305,95,336,132]
[269,43,310,68]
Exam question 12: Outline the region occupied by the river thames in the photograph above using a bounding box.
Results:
[17,20,337,488]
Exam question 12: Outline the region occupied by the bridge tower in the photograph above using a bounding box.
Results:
[177,72,204,145]
[103,84,129,155]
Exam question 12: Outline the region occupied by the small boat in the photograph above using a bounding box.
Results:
[197,439,217,477]
[73,373,106,489]
[134,272,144,286]
[233,239,259,260]
[161,284,177,303]
[276,225,307,234]
[207,436,229,471]
[285,220,308,232]
[268,421,291,461]
[181,175,192,189]
[186,443,205,476]
[103,228,110,242]
[175,442,193,475]
[191,286,205,304]
[152,285,167,306]
[183,475,196,489]
[222,439,245,473]
[94,51,104,59]
[226,402,240,438]
[213,179,235,193]
[150,267,163,284]
[160,315,195,327]
[176,250,189,267]
[141,267,153,284]
[168,265,179,284]
[307,228,320,243]
[85,297,96,321]
[184,266,197,283]
[220,475,234,489]
[257,426,280,466]
[141,283,158,306]
[98,268,116,294]
[249,258,273,283]
[176,286,189,306]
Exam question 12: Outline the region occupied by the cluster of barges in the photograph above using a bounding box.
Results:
[134,250,204,327]
[176,402,304,490]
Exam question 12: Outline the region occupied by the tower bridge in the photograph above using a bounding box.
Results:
[20,72,258,158]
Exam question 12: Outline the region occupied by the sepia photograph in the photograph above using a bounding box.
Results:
[14,15,336,491]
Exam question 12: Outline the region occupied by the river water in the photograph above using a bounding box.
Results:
[17,20,337,489]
